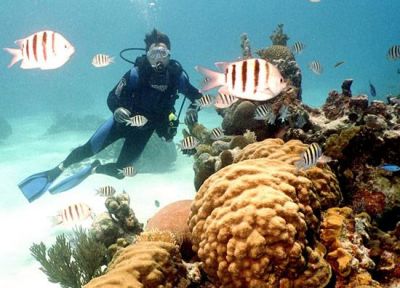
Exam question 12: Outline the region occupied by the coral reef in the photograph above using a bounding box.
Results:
[320,207,379,286]
[269,24,289,46]
[146,199,194,259]
[30,227,107,288]
[85,231,188,288]
[189,156,335,287]
[0,116,12,142]
[91,192,143,261]
[240,33,252,59]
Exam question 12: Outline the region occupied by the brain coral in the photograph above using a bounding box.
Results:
[84,231,187,288]
[234,138,342,209]
[188,158,331,287]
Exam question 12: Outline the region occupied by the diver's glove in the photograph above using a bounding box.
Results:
[114,107,131,123]
[184,105,199,126]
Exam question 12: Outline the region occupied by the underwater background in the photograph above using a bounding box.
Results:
[0,0,399,287]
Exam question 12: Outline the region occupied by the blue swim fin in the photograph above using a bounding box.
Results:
[48,160,100,194]
[18,166,63,202]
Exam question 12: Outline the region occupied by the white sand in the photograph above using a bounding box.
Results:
[0,112,220,287]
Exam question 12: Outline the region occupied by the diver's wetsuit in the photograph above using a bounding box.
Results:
[61,56,202,178]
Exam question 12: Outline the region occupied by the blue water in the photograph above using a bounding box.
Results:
[1,0,399,118]
[0,1,399,287]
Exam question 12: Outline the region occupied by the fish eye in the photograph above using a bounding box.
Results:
[280,78,283,83]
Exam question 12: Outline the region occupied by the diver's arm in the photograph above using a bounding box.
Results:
[178,72,202,125]
[107,68,139,113]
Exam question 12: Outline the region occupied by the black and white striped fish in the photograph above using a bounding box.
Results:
[4,30,75,70]
[125,115,148,127]
[387,45,400,60]
[309,60,323,75]
[96,185,116,197]
[118,166,137,177]
[291,41,305,54]
[92,53,114,68]
[214,92,238,109]
[51,202,93,226]
[195,58,287,101]
[210,127,224,140]
[295,143,322,170]
[180,136,199,151]
[254,104,276,124]
[195,94,214,108]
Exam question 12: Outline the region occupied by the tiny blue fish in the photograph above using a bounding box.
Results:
[369,81,376,97]
[379,163,400,172]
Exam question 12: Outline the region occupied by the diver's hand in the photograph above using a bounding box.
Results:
[114,107,131,123]
[185,108,198,126]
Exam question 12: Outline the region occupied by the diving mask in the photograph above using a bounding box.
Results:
[147,44,170,70]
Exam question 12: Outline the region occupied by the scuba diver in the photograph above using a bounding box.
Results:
[19,29,202,202]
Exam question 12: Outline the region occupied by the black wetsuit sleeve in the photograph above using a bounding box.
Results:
[177,72,202,108]
[107,68,138,113]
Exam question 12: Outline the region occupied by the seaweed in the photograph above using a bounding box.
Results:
[30,227,106,288]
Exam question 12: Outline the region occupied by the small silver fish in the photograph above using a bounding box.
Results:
[96,185,116,197]
[210,127,224,140]
[51,202,93,226]
[180,136,199,150]
[278,105,290,123]
[92,54,114,68]
[118,166,137,177]
[334,61,345,68]
[291,41,305,54]
[196,94,214,108]
[295,143,322,170]
[254,104,276,124]
[309,60,323,75]
[214,92,238,109]
[125,115,148,127]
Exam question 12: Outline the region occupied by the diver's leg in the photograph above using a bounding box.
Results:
[95,128,154,178]
[62,117,120,168]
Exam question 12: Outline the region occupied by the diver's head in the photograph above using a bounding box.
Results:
[144,29,171,72]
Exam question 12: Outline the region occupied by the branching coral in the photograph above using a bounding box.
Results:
[30,227,106,288]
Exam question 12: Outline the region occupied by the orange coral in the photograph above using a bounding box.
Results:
[84,237,187,288]
[189,158,331,287]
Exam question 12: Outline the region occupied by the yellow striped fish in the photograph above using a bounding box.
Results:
[210,127,224,140]
[51,202,93,226]
[96,185,116,197]
[4,30,75,70]
[295,143,322,170]
[195,58,287,101]
[180,136,199,151]
[92,53,114,68]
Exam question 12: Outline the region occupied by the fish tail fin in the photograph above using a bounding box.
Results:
[110,56,115,63]
[294,159,305,170]
[3,48,22,68]
[49,215,62,227]
[195,65,224,92]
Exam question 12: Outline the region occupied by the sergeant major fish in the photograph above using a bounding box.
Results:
[4,30,75,70]
[214,92,238,109]
[387,45,400,60]
[195,58,287,101]
[291,41,305,54]
[96,185,116,197]
[295,142,322,170]
[125,115,148,127]
[196,94,214,108]
[254,104,276,124]
[179,136,199,151]
[210,127,224,140]
[51,202,93,226]
[118,166,137,177]
[309,60,323,75]
[92,53,114,68]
